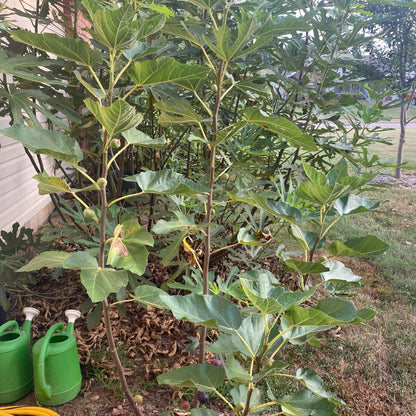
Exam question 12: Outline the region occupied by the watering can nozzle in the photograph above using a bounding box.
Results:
[64,310,81,324]
[22,307,40,322]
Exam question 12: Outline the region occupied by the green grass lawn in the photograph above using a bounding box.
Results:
[369,128,416,172]
[380,103,416,120]
[316,157,416,415]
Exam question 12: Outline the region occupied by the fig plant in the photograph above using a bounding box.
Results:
[134,159,388,416]
[0,0,390,415]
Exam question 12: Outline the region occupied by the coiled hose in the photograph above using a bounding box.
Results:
[0,406,60,416]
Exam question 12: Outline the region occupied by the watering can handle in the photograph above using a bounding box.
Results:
[0,320,19,336]
[36,322,65,400]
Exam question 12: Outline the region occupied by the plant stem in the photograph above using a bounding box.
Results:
[102,299,143,416]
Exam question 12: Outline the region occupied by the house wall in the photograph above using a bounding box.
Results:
[0,0,61,232]
[0,119,56,233]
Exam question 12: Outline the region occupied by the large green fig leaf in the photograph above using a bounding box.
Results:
[279,318,331,345]
[159,293,242,333]
[34,172,71,195]
[9,31,103,66]
[244,108,317,151]
[133,285,169,309]
[64,251,128,302]
[0,51,67,85]
[0,125,83,165]
[204,17,271,62]
[157,363,225,391]
[80,267,128,302]
[126,169,208,196]
[232,314,265,357]
[152,211,201,234]
[284,259,329,274]
[129,57,210,90]
[85,99,143,137]
[121,128,166,149]
[83,1,137,51]
[225,354,251,384]
[290,226,324,251]
[333,194,379,216]
[133,14,166,41]
[63,251,129,302]
[327,236,389,257]
[155,99,203,125]
[106,220,154,276]
[18,251,70,272]
[295,368,345,405]
[278,390,338,416]
[296,182,350,206]
[267,200,303,224]
[284,298,376,328]
[240,275,315,315]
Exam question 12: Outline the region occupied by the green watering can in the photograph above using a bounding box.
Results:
[0,307,40,403]
[32,310,82,406]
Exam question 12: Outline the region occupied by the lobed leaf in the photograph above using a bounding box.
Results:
[327,236,389,257]
[9,30,103,66]
[333,194,380,216]
[295,368,345,405]
[240,275,315,315]
[83,1,138,51]
[0,125,83,165]
[63,251,129,302]
[278,390,338,416]
[157,362,225,391]
[34,172,72,195]
[244,108,317,151]
[106,220,154,276]
[122,128,166,149]
[126,169,208,197]
[18,251,70,272]
[85,99,143,137]
[129,57,210,90]
[159,293,242,333]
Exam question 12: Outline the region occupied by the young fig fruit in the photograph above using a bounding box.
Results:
[262,357,274,369]
[235,401,245,414]
[97,177,107,188]
[109,138,121,148]
[197,391,209,404]
[180,400,190,410]
[83,208,99,223]
[209,358,222,367]
[134,394,143,405]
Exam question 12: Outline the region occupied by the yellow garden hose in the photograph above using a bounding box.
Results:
[0,407,60,416]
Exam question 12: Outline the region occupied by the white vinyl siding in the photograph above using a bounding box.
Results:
[0,118,55,232]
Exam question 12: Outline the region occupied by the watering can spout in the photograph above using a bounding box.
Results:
[64,310,81,334]
[22,307,40,333]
